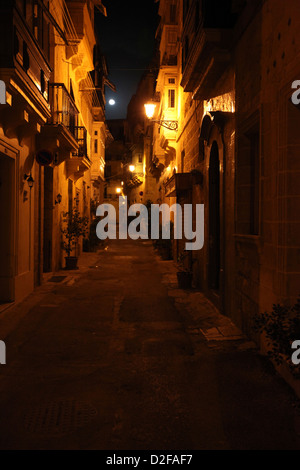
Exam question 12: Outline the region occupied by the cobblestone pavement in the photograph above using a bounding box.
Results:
[0,239,299,450]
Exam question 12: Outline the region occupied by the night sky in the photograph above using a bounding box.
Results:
[95,0,159,120]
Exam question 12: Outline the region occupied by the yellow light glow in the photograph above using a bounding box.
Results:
[129,165,135,172]
[144,103,156,119]
[203,93,235,115]
[116,187,122,194]
[121,181,124,186]
[167,166,171,171]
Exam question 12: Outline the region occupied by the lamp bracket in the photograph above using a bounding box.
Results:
[152,120,178,131]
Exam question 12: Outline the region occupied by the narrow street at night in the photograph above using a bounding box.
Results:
[1,0,300,455]
[0,240,299,450]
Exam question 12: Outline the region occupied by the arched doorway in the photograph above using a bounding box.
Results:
[208,141,220,291]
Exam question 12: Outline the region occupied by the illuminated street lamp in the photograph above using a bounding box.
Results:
[129,165,135,172]
[24,173,34,189]
[144,102,178,131]
[116,187,122,194]
[144,102,156,119]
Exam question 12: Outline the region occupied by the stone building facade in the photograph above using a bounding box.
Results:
[0,0,109,305]
[125,70,158,206]
[143,0,300,338]
[104,119,126,217]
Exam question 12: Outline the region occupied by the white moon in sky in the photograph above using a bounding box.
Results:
[109,99,116,105]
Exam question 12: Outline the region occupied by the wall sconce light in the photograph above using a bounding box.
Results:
[144,101,178,131]
[144,102,157,119]
[24,173,34,189]
[55,193,62,205]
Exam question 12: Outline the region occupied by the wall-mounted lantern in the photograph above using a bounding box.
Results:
[144,102,157,119]
[24,173,34,189]
[55,193,62,205]
[144,101,178,131]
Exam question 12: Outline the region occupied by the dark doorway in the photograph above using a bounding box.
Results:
[43,166,53,273]
[0,153,14,302]
[208,141,220,290]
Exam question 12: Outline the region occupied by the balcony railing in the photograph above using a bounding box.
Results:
[48,83,79,133]
[48,84,88,158]
[72,126,87,157]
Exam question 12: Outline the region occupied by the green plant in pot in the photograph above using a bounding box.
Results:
[177,250,193,289]
[61,208,89,269]
[253,297,300,378]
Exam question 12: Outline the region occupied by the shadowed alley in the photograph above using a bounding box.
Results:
[0,240,299,450]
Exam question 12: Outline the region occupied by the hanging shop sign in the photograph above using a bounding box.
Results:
[36,149,53,166]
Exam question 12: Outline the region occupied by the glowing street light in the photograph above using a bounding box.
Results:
[129,165,135,172]
[116,187,122,194]
[144,102,157,119]
[144,101,178,131]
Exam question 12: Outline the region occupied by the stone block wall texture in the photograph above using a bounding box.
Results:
[135,0,300,338]
[234,0,300,334]
[170,0,300,336]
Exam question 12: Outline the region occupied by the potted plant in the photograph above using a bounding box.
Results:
[61,208,89,269]
[253,297,300,379]
[176,251,193,289]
